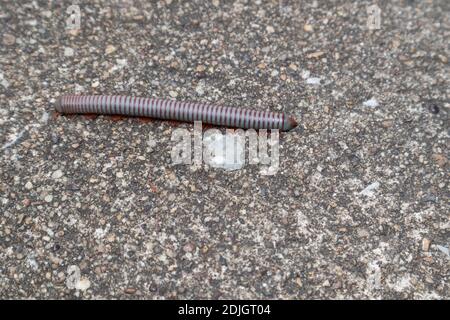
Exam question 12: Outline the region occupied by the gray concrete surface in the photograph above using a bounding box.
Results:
[0,0,449,299]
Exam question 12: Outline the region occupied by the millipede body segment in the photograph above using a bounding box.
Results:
[55,95,298,131]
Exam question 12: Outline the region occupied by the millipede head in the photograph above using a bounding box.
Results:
[55,96,63,113]
[284,116,298,131]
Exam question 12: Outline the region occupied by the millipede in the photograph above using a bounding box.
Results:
[55,95,298,131]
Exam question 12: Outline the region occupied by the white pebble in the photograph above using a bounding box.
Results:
[66,265,91,290]
[116,58,127,66]
[75,278,91,291]
[363,98,379,108]
[52,169,63,179]
[203,131,244,171]
[0,72,9,88]
[435,245,449,258]
[306,77,321,85]
[40,112,49,124]
[64,47,74,57]
[105,45,116,55]
[359,181,380,197]
[41,10,52,18]
[195,83,205,96]
[1,78,9,88]
[301,70,311,79]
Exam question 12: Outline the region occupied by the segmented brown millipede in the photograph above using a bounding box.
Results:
[55,95,298,131]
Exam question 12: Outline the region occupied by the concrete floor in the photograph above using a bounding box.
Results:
[0,0,448,299]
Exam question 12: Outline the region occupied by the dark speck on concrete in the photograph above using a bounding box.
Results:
[428,103,440,114]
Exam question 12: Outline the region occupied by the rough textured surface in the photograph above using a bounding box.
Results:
[0,0,449,299]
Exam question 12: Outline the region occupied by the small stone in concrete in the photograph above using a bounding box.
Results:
[52,170,63,179]
[422,238,431,252]
[64,47,74,57]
